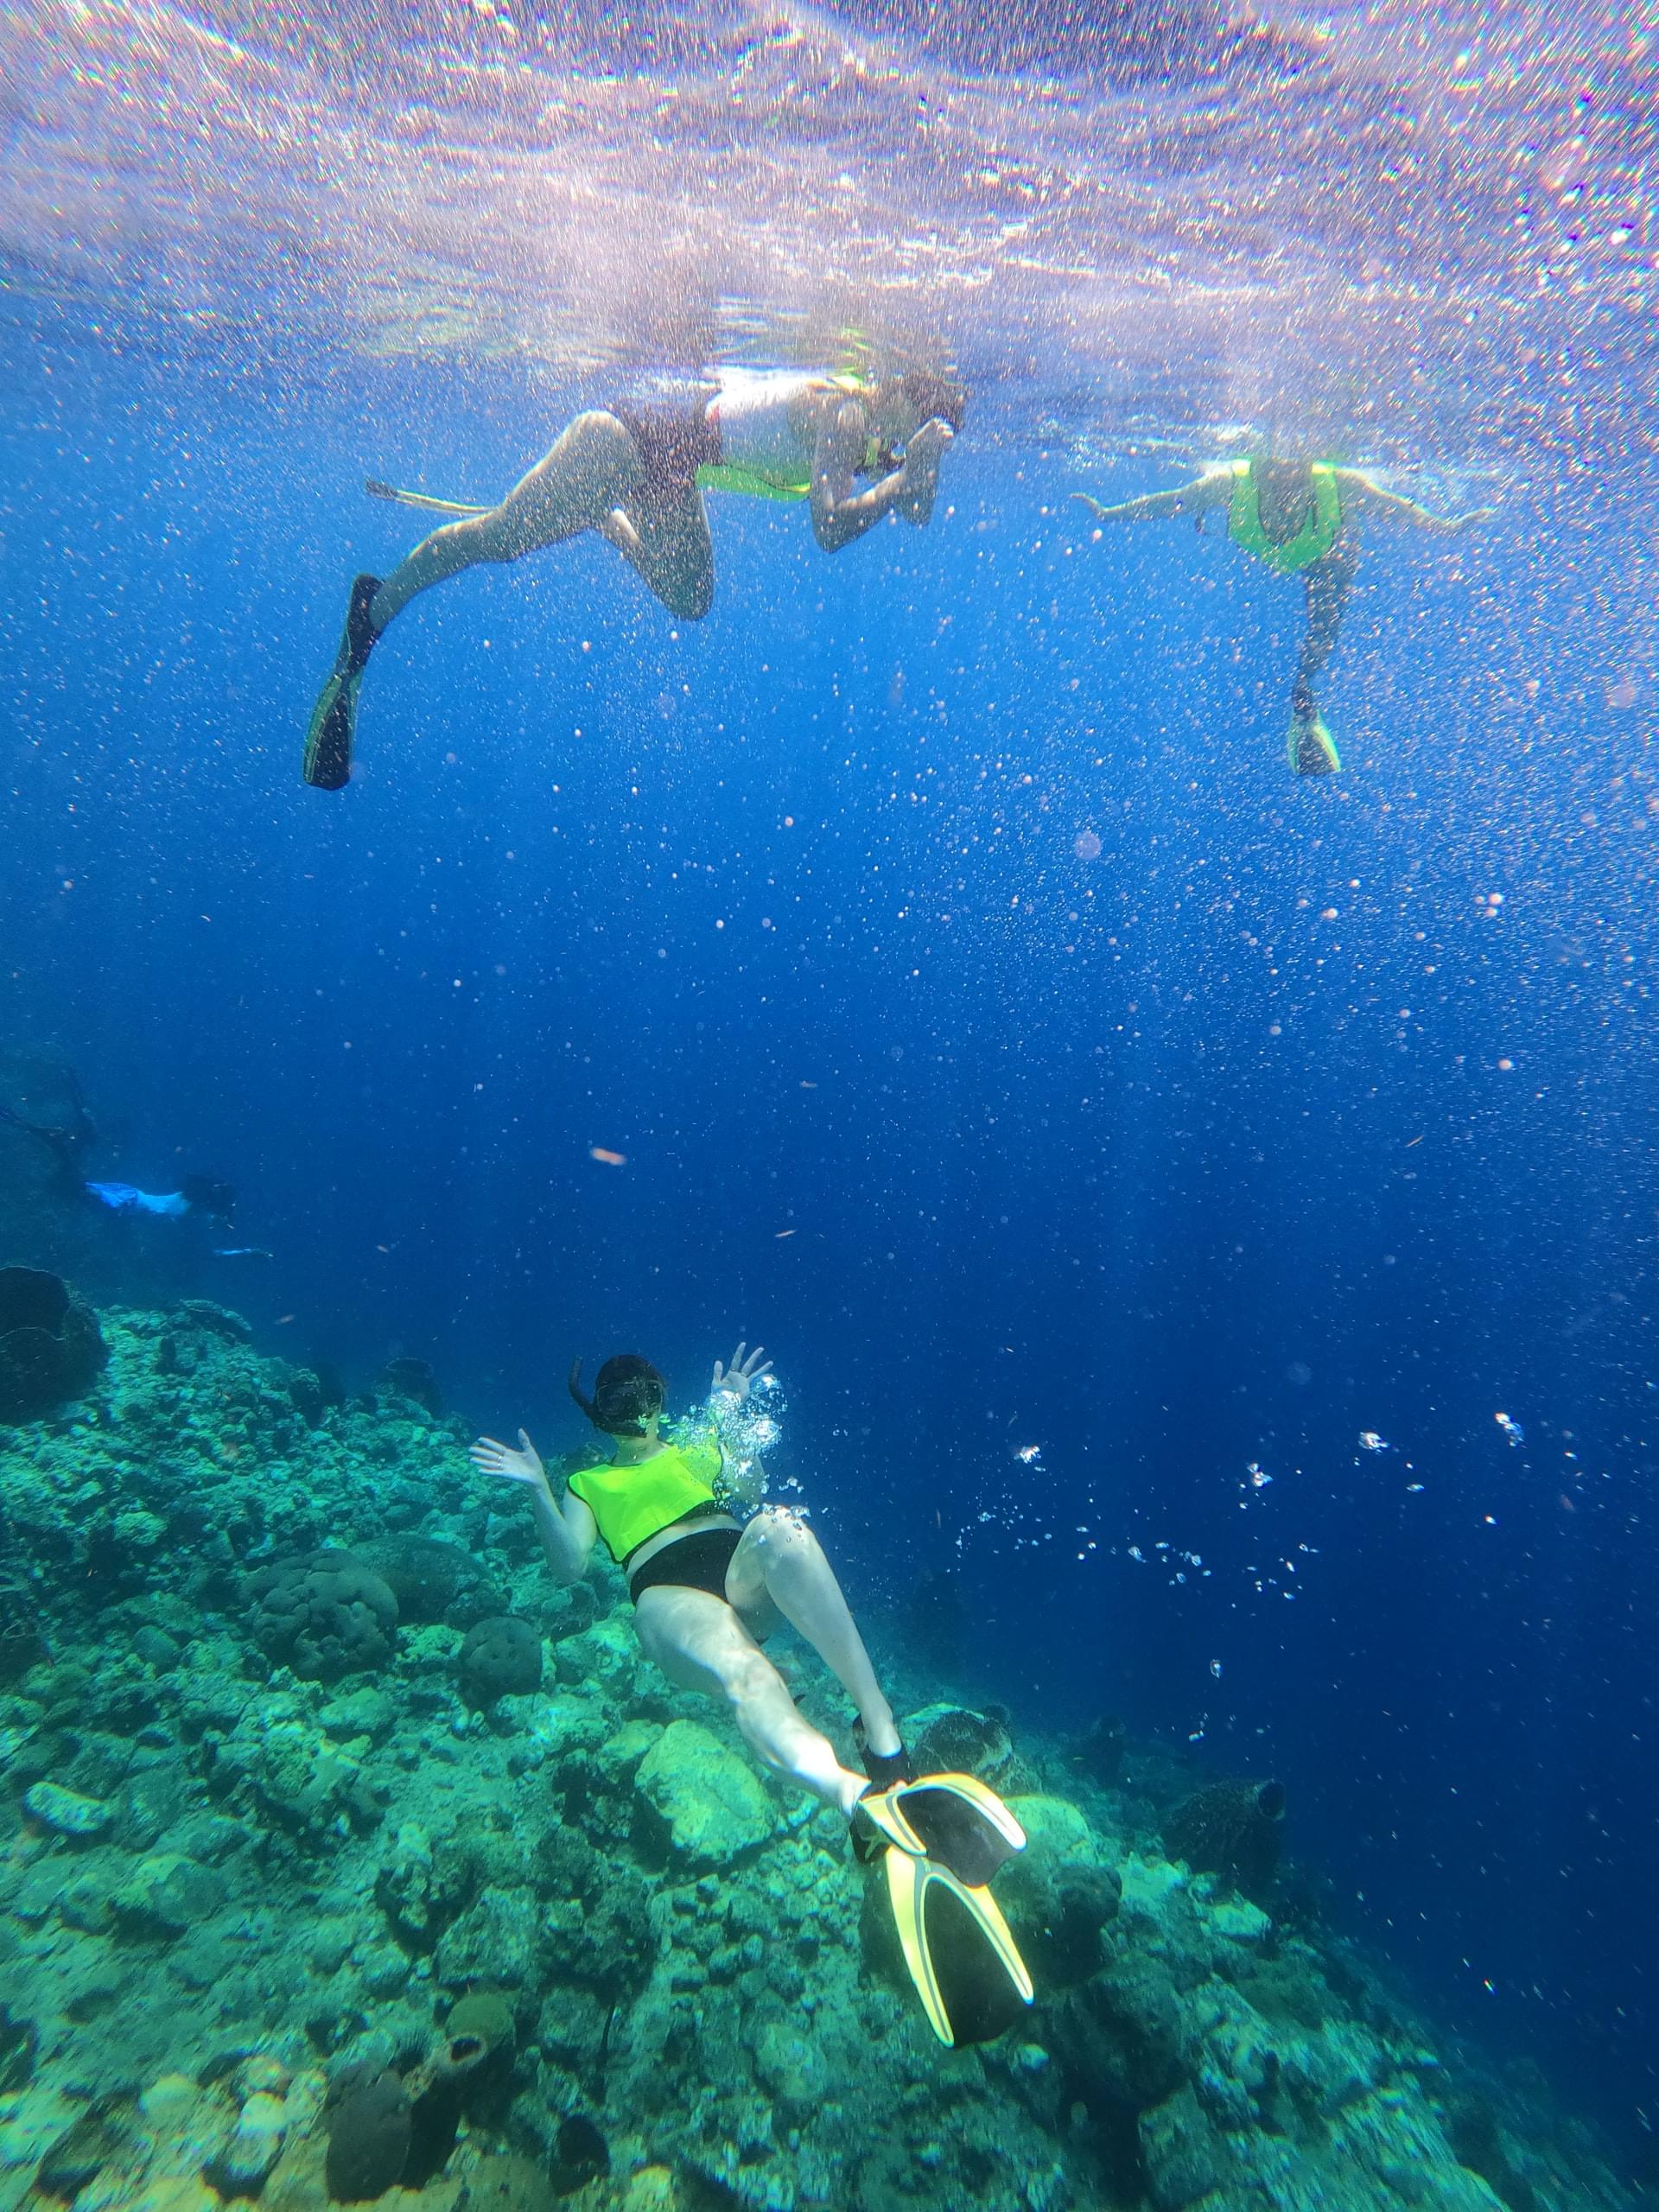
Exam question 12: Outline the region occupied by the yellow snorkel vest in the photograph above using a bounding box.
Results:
[1227,460,1343,575]
[566,1441,724,1564]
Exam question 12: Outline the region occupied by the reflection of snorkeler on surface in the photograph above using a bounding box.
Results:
[0,1088,267,1257]
[303,366,968,790]
[1076,456,1495,776]
[472,1347,1033,2048]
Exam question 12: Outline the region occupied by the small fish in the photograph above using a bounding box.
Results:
[1357,1430,1388,1453]
[589,1147,626,1167]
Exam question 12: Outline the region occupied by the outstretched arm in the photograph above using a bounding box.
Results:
[470,1429,597,1585]
[709,1342,774,1507]
[1074,467,1233,526]
[810,401,953,552]
[1333,469,1496,534]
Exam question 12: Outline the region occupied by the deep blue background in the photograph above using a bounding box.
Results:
[3,331,1656,2151]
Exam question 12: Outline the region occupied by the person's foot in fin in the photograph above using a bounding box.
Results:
[853,1718,912,1792]
[1287,683,1341,777]
[854,1777,1035,2049]
[303,575,383,791]
[850,1771,1025,1887]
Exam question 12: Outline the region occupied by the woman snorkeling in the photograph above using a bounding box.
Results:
[471,1344,1036,2048]
[471,1344,907,1815]
[1077,454,1494,776]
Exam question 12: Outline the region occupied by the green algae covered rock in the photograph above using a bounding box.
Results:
[319,1687,396,1745]
[636,1719,776,1866]
[110,1851,230,1937]
[22,1782,111,1838]
[998,1793,1122,1988]
[433,1888,540,1987]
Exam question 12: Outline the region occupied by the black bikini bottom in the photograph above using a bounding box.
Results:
[610,397,721,508]
[628,1524,743,1605]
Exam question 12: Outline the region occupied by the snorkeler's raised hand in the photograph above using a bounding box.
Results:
[896,419,953,525]
[711,1344,772,1402]
[469,1429,550,1497]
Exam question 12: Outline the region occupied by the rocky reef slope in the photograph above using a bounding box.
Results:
[0,1301,1640,2212]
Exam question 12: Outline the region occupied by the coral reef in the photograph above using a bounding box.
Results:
[0,1298,1641,2212]
[248,1554,400,1684]
[1162,1777,1287,1899]
[457,1619,542,1713]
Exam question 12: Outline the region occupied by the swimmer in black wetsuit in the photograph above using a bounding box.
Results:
[302,366,967,790]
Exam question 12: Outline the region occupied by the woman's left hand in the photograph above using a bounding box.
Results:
[712,1343,772,1402]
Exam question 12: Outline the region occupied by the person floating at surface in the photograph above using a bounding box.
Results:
[471,1345,1033,2049]
[1075,455,1494,777]
[302,365,968,790]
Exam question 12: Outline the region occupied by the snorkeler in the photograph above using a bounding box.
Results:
[1075,456,1494,776]
[302,366,968,790]
[1,1093,262,1254]
[472,1346,1033,2048]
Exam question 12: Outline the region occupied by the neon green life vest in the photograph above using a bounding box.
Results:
[696,371,880,503]
[1227,460,1343,575]
[567,1440,724,1565]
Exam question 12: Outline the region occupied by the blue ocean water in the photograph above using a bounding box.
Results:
[2,0,1656,2182]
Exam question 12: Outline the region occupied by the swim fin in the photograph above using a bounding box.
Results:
[1287,702,1341,776]
[851,1772,1034,2049]
[303,574,382,791]
[365,479,490,518]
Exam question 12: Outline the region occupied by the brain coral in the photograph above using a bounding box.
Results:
[248,1550,398,1682]
[458,1617,542,1710]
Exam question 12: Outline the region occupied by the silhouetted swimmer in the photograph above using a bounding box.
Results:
[303,365,968,789]
[3,1084,261,1255]
[1077,454,1494,776]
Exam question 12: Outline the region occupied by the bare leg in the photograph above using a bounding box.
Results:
[302,408,712,789]
[724,1508,902,1760]
[634,1585,871,1814]
[601,490,716,621]
[1293,538,1358,709]
[369,411,643,633]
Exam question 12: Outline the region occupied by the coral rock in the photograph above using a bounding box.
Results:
[213,2091,288,2194]
[248,1553,398,1683]
[0,1266,105,1423]
[23,1781,113,1837]
[456,1618,542,1711]
[357,1540,500,1631]
[324,2069,411,2203]
[636,1720,776,1867]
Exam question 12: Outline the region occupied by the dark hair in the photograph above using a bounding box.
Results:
[569,1352,665,1438]
[899,370,967,434]
[181,1174,236,1219]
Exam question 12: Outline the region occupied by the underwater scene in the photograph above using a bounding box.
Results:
[1,0,1656,2209]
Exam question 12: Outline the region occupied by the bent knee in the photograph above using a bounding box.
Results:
[747,1505,818,1564]
[556,411,641,505]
